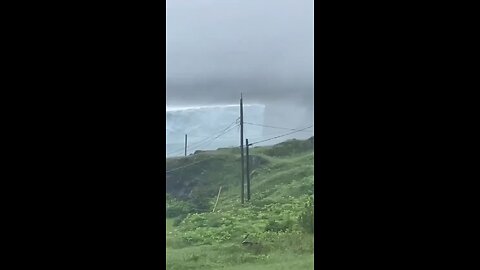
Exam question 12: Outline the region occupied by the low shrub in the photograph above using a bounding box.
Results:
[298,195,314,234]
[167,197,194,218]
[265,220,292,232]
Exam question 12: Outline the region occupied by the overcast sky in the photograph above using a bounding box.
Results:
[167,0,313,132]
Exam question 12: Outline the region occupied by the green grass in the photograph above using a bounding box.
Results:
[210,253,314,270]
[167,218,174,233]
[166,137,314,270]
[166,242,314,270]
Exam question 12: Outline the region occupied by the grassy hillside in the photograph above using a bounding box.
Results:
[166,137,314,270]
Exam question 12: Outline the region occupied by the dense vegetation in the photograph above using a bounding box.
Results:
[166,137,314,270]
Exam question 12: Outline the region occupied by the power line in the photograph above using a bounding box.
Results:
[166,157,210,173]
[180,122,238,152]
[166,125,312,172]
[166,125,239,172]
[249,125,314,146]
[244,122,313,132]
[167,120,312,155]
[183,118,239,150]
[167,131,234,155]
[246,129,314,141]
[194,123,239,149]
[166,118,239,155]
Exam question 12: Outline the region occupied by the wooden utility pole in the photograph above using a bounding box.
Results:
[246,139,250,201]
[212,186,222,212]
[184,134,187,156]
[240,93,245,204]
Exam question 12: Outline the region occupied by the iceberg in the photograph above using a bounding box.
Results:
[166,104,265,157]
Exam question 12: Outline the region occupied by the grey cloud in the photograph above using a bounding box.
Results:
[167,0,313,130]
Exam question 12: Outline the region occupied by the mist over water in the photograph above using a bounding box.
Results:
[166,104,266,157]
[166,0,314,153]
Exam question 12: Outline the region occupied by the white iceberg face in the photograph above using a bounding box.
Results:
[166,104,265,157]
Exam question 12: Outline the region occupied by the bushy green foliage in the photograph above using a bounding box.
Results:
[298,196,314,234]
[255,137,313,157]
[173,215,187,226]
[166,138,314,270]
[166,153,243,201]
[264,220,290,232]
[167,196,194,218]
[171,195,312,247]
[189,194,212,213]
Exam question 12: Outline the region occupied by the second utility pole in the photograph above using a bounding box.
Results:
[240,93,245,204]
[246,138,250,201]
[184,134,187,156]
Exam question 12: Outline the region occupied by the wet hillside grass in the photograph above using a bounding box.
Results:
[166,137,314,270]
